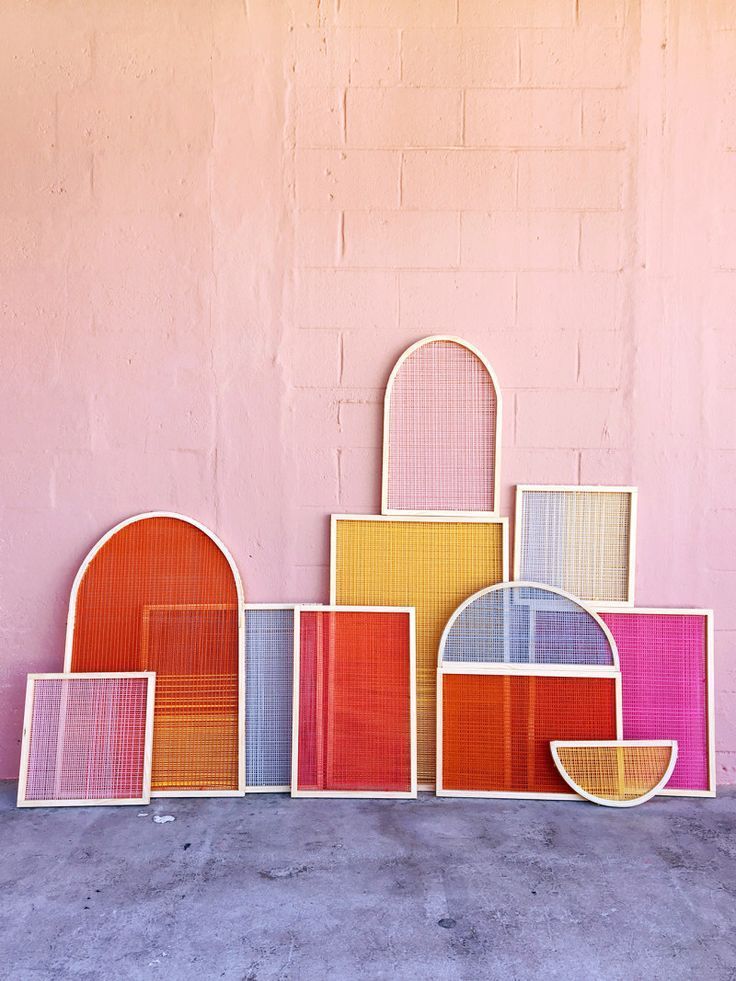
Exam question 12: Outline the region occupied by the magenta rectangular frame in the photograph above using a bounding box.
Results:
[597,608,715,796]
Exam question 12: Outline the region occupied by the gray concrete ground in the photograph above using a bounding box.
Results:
[1,782,734,980]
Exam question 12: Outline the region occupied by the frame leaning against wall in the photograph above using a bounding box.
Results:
[550,739,679,807]
[381,335,503,518]
[435,581,624,801]
[513,485,638,607]
[291,605,418,799]
[244,603,300,794]
[596,605,716,797]
[63,511,246,798]
[17,671,157,808]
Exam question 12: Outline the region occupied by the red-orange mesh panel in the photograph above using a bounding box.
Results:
[442,674,618,794]
[296,610,412,793]
[69,517,240,793]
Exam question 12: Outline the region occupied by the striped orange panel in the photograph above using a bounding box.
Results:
[66,514,243,795]
[295,609,414,796]
[441,674,619,795]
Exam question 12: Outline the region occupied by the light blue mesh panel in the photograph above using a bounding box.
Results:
[442,584,614,666]
[245,608,294,787]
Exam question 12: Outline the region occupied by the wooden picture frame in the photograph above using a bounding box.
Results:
[514,485,638,606]
[291,605,417,799]
[18,672,156,808]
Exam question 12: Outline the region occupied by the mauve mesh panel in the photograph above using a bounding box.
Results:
[69,517,240,793]
[24,676,149,802]
[600,611,710,791]
[442,674,618,794]
[296,610,412,793]
[245,608,293,788]
[442,584,615,666]
[386,339,498,512]
[517,489,632,603]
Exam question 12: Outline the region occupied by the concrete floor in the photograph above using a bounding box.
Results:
[1,783,734,980]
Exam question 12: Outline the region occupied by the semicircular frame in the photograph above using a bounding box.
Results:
[550,739,679,807]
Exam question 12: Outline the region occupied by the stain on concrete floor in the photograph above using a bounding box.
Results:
[1,782,734,980]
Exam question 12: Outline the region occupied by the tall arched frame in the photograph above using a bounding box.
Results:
[63,512,246,797]
[381,335,503,517]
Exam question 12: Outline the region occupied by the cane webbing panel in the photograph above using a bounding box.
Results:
[245,608,294,789]
[69,516,241,793]
[332,518,506,786]
[386,338,499,512]
[442,584,615,666]
[517,488,633,603]
[553,743,676,804]
[442,674,618,795]
[296,610,412,794]
[599,611,711,792]
[21,676,151,804]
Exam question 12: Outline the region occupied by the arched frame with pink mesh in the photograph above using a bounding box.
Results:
[63,512,246,798]
[382,336,502,516]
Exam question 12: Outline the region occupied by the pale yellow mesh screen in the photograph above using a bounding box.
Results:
[333,518,506,786]
[517,489,633,603]
[554,744,674,802]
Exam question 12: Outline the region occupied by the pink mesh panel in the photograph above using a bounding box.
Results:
[600,612,710,791]
[23,676,150,802]
[386,339,498,512]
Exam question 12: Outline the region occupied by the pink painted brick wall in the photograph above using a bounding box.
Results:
[1,0,735,784]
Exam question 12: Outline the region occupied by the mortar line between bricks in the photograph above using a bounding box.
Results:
[302,145,628,152]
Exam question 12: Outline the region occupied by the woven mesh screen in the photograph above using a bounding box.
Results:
[599,612,710,792]
[22,676,150,803]
[245,608,293,789]
[333,518,505,786]
[69,517,240,793]
[517,489,633,603]
[296,610,412,793]
[441,674,618,794]
[553,743,675,803]
[442,584,615,666]
[386,339,499,512]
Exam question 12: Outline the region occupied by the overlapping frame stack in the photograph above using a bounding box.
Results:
[436,581,624,800]
[64,512,245,798]
[331,336,507,790]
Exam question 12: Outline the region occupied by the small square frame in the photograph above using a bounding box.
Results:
[18,672,156,808]
[514,485,638,607]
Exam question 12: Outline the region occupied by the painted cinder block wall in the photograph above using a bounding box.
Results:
[1,0,734,781]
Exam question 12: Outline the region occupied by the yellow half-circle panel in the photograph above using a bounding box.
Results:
[550,740,678,807]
